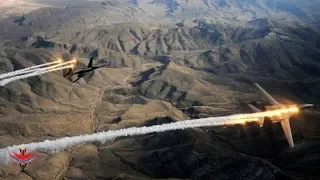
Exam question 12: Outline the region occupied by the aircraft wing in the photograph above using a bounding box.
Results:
[254,83,280,105]
[280,118,294,148]
[72,74,85,83]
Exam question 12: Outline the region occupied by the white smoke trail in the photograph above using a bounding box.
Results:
[0,114,263,164]
[0,60,76,86]
[0,60,61,80]
[0,64,74,86]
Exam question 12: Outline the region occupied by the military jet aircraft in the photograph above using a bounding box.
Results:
[64,57,107,83]
[248,83,314,148]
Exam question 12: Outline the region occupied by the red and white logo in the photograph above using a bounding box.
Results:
[8,148,36,172]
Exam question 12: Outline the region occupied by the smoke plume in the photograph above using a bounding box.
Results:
[0,114,264,164]
[0,61,74,86]
[0,60,60,80]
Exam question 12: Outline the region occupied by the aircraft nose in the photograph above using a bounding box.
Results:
[299,104,315,110]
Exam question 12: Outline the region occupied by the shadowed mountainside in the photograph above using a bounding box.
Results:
[0,1,320,180]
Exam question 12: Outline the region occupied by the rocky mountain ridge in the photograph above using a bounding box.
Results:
[0,0,320,180]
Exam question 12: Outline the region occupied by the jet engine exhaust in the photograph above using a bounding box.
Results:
[0,107,299,164]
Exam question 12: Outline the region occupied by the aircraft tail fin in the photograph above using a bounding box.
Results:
[88,57,94,68]
[280,118,294,148]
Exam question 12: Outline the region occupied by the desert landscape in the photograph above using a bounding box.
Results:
[0,0,320,179]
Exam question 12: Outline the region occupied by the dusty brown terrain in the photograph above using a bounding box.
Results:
[0,0,47,19]
[0,0,320,180]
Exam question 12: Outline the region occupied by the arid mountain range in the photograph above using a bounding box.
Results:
[0,0,320,180]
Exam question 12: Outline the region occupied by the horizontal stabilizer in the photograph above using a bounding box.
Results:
[248,104,262,112]
[248,104,264,127]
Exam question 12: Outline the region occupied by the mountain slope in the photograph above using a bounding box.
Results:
[1,1,320,180]
[129,0,320,22]
[13,1,154,31]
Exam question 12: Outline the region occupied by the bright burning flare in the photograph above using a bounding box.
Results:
[57,58,63,64]
[258,105,299,118]
[229,117,261,125]
[70,59,77,70]
[230,105,299,124]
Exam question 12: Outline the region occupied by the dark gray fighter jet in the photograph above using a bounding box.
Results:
[64,57,107,83]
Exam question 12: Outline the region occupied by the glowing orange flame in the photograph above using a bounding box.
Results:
[70,59,77,70]
[258,106,299,118]
[229,105,299,125]
[70,64,76,70]
[230,117,261,125]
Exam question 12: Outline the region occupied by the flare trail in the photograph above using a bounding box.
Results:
[0,65,73,86]
[0,60,75,86]
[0,60,61,80]
[0,106,298,164]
